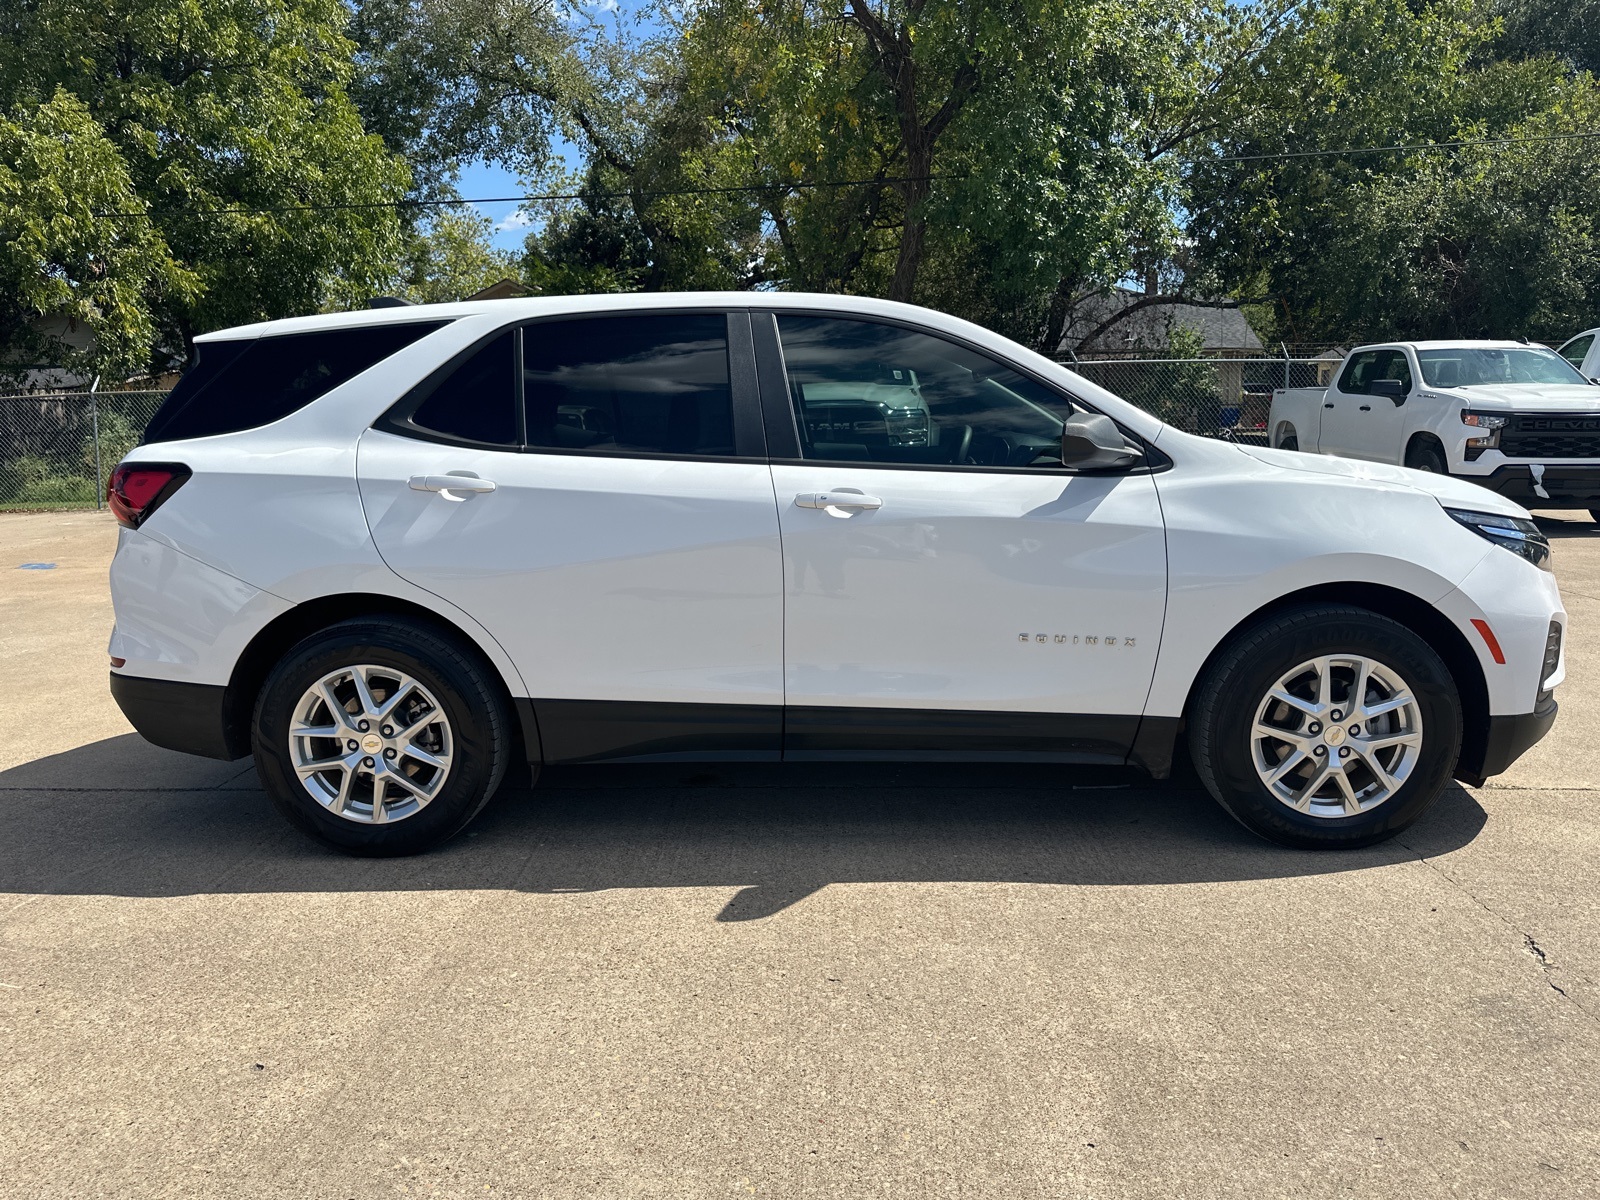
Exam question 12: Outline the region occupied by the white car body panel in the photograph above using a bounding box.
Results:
[107,528,293,683]
[1148,436,1556,717]
[356,429,785,706]
[770,463,1166,713]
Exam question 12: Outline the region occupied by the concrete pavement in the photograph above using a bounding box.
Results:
[1,509,1596,1198]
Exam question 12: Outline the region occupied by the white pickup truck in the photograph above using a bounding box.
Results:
[1270,340,1600,518]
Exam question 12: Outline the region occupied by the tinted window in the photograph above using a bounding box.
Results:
[777,316,1072,467]
[144,322,445,444]
[523,315,734,456]
[407,331,518,445]
[1560,335,1594,371]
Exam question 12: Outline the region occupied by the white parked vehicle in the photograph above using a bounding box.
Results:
[107,295,1564,855]
[1269,340,1600,517]
[1558,327,1600,381]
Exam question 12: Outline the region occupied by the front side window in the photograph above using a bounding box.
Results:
[523,315,735,457]
[1338,349,1411,395]
[144,321,446,444]
[776,316,1072,468]
[1418,346,1589,388]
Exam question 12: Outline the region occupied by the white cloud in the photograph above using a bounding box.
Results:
[493,209,534,233]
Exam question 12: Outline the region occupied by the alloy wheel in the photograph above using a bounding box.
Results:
[288,664,453,824]
[1250,654,1424,818]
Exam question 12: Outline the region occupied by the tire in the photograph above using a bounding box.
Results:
[1405,440,1447,473]
[252,616,519,856]
[1279,434,1299,452]
[1188,605,1461,850]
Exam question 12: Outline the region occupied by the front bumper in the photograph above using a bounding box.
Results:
[109,671,248,761]
[1455,696,1558,787]
[1463,464,1600,508]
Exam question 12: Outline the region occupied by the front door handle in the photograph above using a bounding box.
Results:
[1359,404,1372,412]
[795,491,882,511]
[408,473,497,500]
[1324,402,1335,409]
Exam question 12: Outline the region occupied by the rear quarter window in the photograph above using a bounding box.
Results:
[143,321,447,444]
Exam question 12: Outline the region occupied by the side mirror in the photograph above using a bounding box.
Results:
[1061,413,1142,471]
[1369,378,1407,404]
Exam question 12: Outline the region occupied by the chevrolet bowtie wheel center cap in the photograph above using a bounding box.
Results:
[361,733,384,754]
[1323,725,1346,746]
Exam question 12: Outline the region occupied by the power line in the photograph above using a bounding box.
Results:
[1212,129,1600,163]
[92,176,945,220]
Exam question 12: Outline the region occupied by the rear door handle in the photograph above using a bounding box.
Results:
[1359,405,1372,412]
[408,474,497,500]
[795,491,882,511]
[1324,402,1335,409]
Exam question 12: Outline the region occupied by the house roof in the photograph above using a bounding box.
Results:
[1060,288,1264,355]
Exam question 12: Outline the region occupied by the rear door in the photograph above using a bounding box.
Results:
[756,311,1167,762]
[357,310,786,762]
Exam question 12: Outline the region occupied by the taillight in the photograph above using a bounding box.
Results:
[107,463,191,529]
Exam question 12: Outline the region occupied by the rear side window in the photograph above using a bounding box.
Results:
[1560,334,1594,371]
[143,322,446,444]
[404,331,519,446]
[522,315,734,456]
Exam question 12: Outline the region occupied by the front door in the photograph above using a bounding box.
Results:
[358,311,785,762]
[1323,348,1412,461]
[756,312,1168,761]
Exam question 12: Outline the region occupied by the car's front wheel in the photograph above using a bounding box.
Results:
[252,617,519,855]
[1189,606,1461,849]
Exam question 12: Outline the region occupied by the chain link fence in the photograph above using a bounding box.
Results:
[0,391,169,511]
[1060,356,1339,444]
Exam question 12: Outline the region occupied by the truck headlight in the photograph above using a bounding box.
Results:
[1461,410,1508,449]
[1445,507,1551,570]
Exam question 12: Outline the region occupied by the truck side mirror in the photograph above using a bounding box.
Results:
[1061,413,1142,471]
[1369,378,1407,404]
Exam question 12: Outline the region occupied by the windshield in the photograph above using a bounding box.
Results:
[1417,347,1590,388]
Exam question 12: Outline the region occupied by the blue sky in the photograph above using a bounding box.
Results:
[456,158,543,252]
[458,0,649,251]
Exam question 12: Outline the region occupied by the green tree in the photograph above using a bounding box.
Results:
[0,88,187,383]
[0,0,414,370]
[396,208,517,303]
[1186,0,1600,344]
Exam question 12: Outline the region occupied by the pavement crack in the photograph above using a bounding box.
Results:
[1523,934,1570,999]
[1397,838,1595,1026]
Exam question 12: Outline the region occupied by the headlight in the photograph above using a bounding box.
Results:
[1445,507,1551,570]
[1461,410,1508,450]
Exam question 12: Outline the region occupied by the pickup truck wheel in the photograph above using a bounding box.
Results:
[252,617,518,856]
[1279,434,1299,452]
[1405,441,1447,473]
[1189,605,1461,849]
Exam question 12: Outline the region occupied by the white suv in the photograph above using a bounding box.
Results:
[107,294,1565,854]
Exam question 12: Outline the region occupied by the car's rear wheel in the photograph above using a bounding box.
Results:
[252,617,519,855]
[1189,605,1461,849]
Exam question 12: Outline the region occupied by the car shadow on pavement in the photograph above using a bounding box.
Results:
[0,733,1489,920]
